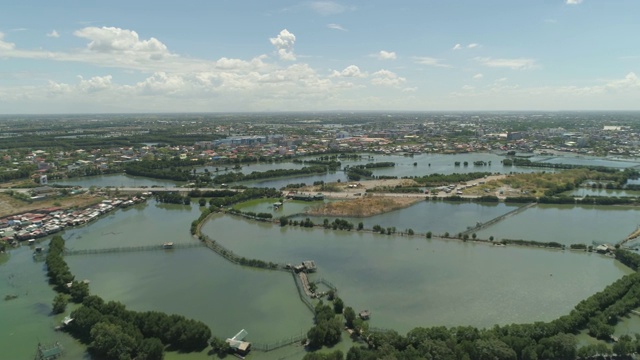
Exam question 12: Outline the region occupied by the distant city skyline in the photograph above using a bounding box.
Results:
[1,1,639,114]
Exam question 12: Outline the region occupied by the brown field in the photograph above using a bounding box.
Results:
[0,193,103,218]
[305,196,420,217]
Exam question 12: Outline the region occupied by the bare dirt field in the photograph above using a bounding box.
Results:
[0,193,103,218]
[305,196,420,217]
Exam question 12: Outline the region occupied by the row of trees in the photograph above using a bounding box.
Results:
[409,172,492,186]
[155,192,191,205]
[208,188,281,208]
[212,165,332,184]
[227,208,273,220]
[68,299,211,359]
[45,235,89,302]
[124,158,206,182]
[46,235,212,359]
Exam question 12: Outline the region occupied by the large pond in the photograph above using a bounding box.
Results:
[476,204,640,245]
[2,196,638,358]
[202,214,632,333]
[290,200,520,235]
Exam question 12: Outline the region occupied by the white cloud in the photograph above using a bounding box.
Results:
[371,69,406,87]
[376,50,397,60]
[475,57,538,70]
[473,73,484,80]
[566,0,583,4]
[462,85,475,91]
[605,72,639,90]
[327,23,347,31]
[310,1,353,15]
[413,56,451,68]
[0,32,16,51]
[269,29,296,61]
[47,30,60,38]
[133,72,187,95]
[74,27,169,60]
[78,75,112,93]
[47,80,72,95]
[330,65,367,78]
[453,43,479,50]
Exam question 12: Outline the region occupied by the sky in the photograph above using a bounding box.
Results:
[0,0,639,114]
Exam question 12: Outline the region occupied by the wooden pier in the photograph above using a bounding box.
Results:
[460,202,536,236]
[63,242,205,256]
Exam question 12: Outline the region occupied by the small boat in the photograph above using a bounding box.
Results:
[162,242,174,249]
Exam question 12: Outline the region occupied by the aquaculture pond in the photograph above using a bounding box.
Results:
[476,204,640,245]
[202,214,632,333]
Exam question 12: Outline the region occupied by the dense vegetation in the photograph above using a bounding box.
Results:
[155,192,191,205]
[124,158,206,182]
[307,302,343,349]
[46,235,212,359]
[0,164,36,182]
[409,172,492,186]
[212,165,333,184]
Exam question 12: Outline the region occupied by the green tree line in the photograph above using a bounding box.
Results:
[46,235,212,359]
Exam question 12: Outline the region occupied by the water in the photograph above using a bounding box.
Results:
[67,249,312,344]
[53,173,182,188]
[60,201,201,250]
[1,196,636,358]
[0,247,88,359]
[476,204,640,245]
[51,153,639,191]
[203,214,632,333]
[537,155,640,169]
[238,153,552,189]
[564,188,640,197]
[292,200,520,235]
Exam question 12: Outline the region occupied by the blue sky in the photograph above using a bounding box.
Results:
[0,0,638,113]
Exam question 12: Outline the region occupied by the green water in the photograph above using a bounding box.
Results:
[66,249,312,343]
[293,200,520,235]
[60,201,201,250]
[1,198,637,358]
[476,204,640,245]
[203,214,632,333]
[0,246,88,359]
[564,188,640,197]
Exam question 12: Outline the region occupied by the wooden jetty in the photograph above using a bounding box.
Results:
[63,242,204,256]
[34,342,63,360]
[460,202,536,236]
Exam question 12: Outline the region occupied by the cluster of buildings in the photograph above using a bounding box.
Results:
[0,196,146,246]
[3,113,640,185]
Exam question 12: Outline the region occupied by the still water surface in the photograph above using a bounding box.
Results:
[0,198,636,358]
